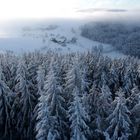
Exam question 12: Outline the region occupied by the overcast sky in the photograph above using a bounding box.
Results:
[0,0,139,20]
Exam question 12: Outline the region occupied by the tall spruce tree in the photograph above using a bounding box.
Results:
[106,90,132,140]
[69,87,91,140]
[37,65,45,95]
[0,66,12,138]
[15,60,36,139]
[36,60,68,140]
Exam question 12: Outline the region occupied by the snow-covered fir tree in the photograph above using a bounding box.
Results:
[69,87,91,140]
[65,60,82,103]
[130,86,140,139]
[127,85,140,110]
[37,65,45,95]
[93,83,113,138]
[97,84,112,117]
[106,89,132,140]
[36,60,68,140]
[81,66,90,95]
[14,60,36,139]
[36,93,54,140]
[0,66,12,138]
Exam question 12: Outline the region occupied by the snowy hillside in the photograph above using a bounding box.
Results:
[21,23,125,58]
[0,19,125,58]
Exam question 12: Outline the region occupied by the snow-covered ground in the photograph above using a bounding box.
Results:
[0,21,125,58]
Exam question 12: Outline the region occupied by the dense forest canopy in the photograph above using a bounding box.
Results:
[0,50,139,140]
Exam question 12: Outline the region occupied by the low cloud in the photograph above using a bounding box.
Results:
[106,9,127,12]
[77,8,128,13]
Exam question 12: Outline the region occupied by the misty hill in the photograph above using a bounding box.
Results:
[81,22,140,58]
[20,23,125,58]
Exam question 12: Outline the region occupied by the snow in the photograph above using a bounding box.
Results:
[0,21,126,59]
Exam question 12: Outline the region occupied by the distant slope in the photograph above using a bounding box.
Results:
[81,22,140,58]
[22,24,125,58]
[0,21,125,59]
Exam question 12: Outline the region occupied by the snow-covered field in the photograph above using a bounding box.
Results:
[0,20,125,58]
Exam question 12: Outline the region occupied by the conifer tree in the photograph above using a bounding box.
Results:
[0,66,12,138]
[106,90,132,140]
[65,61,82,103]
[69,87,91,140]
[37,65,45,95]
[15,60,36,139]
[130,86,140,139]
[93,84,112,138]
[36,60,68,140]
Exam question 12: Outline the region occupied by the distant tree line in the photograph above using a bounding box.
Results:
[0,50,140,140]
[81,22,140,57]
